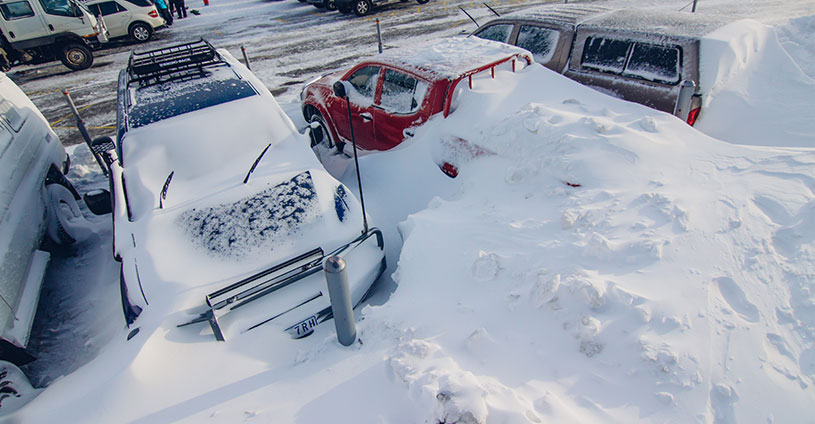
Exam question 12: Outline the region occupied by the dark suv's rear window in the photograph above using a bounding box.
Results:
[128,71,257,128]
[580,36,682,85]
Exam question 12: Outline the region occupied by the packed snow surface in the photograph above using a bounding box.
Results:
[7,1,815,423]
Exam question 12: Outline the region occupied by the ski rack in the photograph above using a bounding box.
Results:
[126,39,225,87]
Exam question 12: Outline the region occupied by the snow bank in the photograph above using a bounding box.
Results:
[355,64,815,422]
[696,19,815,147]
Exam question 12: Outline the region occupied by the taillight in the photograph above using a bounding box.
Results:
[686,107,701,126]
[441,162,458,178]
[149,10,158,17]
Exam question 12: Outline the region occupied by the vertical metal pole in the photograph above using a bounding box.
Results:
[63,90,108,176]
[691,0,698,12]
[376,19,383,54]
[344,97,369,234]
[241,45,251,70]
[324,256,356,346]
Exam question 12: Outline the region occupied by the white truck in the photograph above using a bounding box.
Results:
[0,0,108,71]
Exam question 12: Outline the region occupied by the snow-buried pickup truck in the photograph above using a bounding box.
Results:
[103,39,385,341]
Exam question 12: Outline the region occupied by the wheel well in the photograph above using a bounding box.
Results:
[129,21,150,31]
[302,104,319,121]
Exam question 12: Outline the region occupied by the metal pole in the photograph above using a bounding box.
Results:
[62,90,108,176]
[324,256,356,346]
[376,19,383,54]
[691,0,698,12]
[344,98,369,234]
[241,45,251,70]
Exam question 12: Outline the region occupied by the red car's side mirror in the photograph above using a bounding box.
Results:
[333,81,347,98]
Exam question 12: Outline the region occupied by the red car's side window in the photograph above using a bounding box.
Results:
[346,66,380,102]
[379,69,429,115]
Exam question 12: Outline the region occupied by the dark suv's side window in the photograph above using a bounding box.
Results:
[516,25,560,65]
[347,66,380,99]
[474,23,513,43]
[581,36,631,74]
[623,43,681,84]
[0,1,35,19]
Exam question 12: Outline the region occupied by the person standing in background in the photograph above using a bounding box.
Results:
[154,0,173,25]
[172,0,187,18]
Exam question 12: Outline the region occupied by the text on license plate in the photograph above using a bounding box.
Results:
[287,315,318,338]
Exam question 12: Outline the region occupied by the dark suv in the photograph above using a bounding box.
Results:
[334,0,428,16]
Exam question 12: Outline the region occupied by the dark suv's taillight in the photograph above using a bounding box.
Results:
[687,107,701,126]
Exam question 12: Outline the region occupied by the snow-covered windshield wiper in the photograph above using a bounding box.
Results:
[243,143,271,184]
[159,171,174,209]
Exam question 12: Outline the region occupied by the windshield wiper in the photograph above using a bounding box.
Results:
[243,143,271,184]
[159,171,174,209]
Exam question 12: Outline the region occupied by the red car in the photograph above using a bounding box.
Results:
[300,38,532,174]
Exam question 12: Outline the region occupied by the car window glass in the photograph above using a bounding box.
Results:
[516,25,560,65]
[0,1,35,19]
[623,43,681,84]
[380,69,427,114]
[38,0,82,17]
[581,36,631,74]
[347,66,379,99]
[474,23,513,43]
[123,0,151,6]
[97,1,121,15]
[0,99,26,132]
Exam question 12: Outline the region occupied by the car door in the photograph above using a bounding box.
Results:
[370,67,430,151]
[0,0,49,43]
[35,0,89,35]
[90,0,127,38]
[333,64,378,152]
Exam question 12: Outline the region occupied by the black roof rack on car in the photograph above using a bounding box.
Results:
[127,39,226,87]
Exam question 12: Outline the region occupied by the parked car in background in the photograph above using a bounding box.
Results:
[0,0,108,70]
[84,0,165,43]
[0,71,87,413]
[108,40,385,341]
[300,37,531,174]
[472,4,730,125]
[333,0,429,16]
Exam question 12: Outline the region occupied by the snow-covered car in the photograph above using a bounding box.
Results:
[300,37,532,176]
[84,0,166,43]
[109,40,385,341]
[0,71,87,412]
[472,4,735,126]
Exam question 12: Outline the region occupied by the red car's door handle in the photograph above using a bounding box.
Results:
[359,112,373,122]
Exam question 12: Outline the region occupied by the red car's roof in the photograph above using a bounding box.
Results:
[368,37,532,81]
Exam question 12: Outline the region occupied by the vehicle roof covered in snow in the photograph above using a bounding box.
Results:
[580,9,732,39]
[503,3,612,26]
[372,37,532,81]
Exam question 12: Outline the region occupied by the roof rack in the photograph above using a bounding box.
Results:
[127,39,226,87]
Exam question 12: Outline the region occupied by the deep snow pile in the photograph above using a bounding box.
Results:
[347,64,815,422]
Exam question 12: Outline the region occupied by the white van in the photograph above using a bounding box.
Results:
[0,0,108,70]
[0,71,88,413]
[84,0,165,43]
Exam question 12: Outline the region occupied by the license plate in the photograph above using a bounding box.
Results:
[287,315,318,338]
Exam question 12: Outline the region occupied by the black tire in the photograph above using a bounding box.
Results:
[59,43,93,71]
[353,0,371,16]
[129,22,153,43]
[326,0,337,10]
[308,112,335,150]
[46,184,90,245]
[417,0,429,3]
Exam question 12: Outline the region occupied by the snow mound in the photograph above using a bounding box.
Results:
[362,64,815,422]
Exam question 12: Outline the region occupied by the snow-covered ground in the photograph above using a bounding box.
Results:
[5,0,815,422]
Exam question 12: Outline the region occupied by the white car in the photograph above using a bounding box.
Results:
[109,40,386,341]
[84,0,165,43]
[0,71,87,412]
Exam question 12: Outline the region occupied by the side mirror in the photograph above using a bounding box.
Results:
[83,189,112,215]
[332,81,347,99]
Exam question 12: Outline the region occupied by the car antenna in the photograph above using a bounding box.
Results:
[459,7,479,27]
[243,143,272,184]
[332,81,369,235]
[159,171,174,209]
[483,3,499,16]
